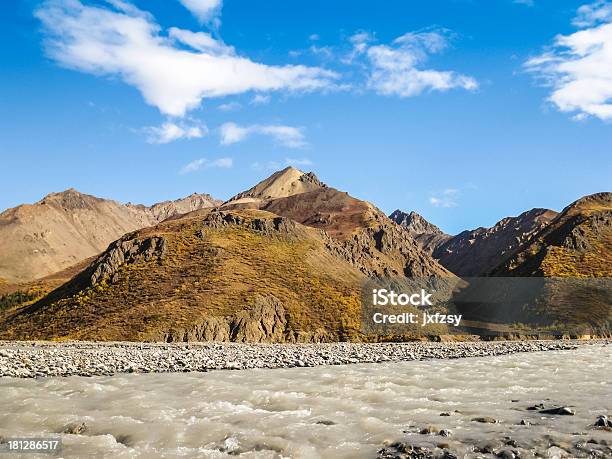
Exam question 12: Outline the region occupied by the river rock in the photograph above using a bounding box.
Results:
[62,422,87,434]
[595,415,612,427]
[472,416,498,423]
[540,406,575,415]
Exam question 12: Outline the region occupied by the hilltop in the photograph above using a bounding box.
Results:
[0,189,220,283]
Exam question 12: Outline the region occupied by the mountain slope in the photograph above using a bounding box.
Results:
[0,189,220,282]
[455,193,612,334]
[226,168,453,278]
[389,210,451,254]
[433,208,558,277]
[491,193,611,277]
[0,209,370,341]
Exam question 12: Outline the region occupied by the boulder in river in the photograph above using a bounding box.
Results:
[539,406,575,415]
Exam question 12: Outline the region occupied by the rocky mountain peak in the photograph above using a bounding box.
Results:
[227,167,326,203]
[390,210,446,236]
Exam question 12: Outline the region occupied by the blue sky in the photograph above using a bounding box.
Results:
[1,0,611,234]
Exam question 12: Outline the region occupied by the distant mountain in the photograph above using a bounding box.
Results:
[0,189,220,283]
[491,193,611,277]
[225,167,453,277]
[389,210,451,254]
[433,209,558,277]
[458,193,612,335]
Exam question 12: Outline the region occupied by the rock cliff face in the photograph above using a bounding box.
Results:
[326,212,453,277]
[159,296,325,343]
[389,210,451,254]
[0,189,219,282]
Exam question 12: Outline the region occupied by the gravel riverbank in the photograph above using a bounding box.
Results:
[0,339,608,378]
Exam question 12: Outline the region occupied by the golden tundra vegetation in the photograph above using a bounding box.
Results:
[0,208,447,341]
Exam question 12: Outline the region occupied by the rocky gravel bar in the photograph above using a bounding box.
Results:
[0,339,608,378]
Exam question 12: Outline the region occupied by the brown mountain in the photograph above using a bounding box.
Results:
[432,208,558,277]
[0,189,220,283]
[389,210,451,254]
[491,193,611,277]
[225,167,452,278]
[456,193,612,335]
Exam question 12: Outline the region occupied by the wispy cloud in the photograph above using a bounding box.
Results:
[220,122,306,148]
[178,0,222,25]
[180,157,233,174]
[573,0,612,26]
[513,0,534,6]
[347,29,478,98]
[250,94,271,105]
[144,120,207,144]
[36,0,338,117]
[217,101,242,112]
[429,188,459,208]
[525,1,612,121]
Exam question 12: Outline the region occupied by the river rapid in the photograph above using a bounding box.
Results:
[0,344,610,458]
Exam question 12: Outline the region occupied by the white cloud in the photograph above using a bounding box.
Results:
[168,27,233,55]
[573,0,612,27]
[217,101,241,111]
[309,45,334,59]
[250,94,271,105]
[180,157,233,174]
[220,122,306,148]
[525,1,612,121]
[429,188,459,208]
[36,0,338,117]
[144,120,207,144]
[348,29,478,97]
[178,0,222,24]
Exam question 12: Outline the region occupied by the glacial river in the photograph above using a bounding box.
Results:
[0,344,610,458]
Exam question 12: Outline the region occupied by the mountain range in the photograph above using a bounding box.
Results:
[0,168,609,341]
[0,190,220,283]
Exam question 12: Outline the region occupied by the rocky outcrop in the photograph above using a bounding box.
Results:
[164,296,289,343]
[88,236,167,286]
[325,212,453,277]
[200,210,301,240]
[389,210,451,254]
